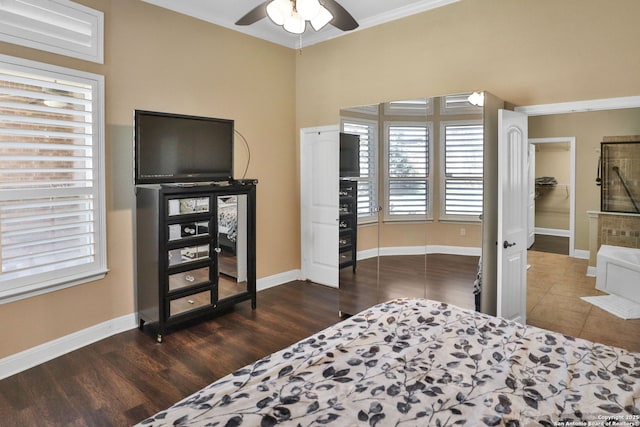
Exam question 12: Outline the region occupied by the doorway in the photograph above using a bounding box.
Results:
[528,137,576,256]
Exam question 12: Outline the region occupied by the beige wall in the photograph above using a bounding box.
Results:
[0,0,296,359]
[296,0,640,129]
[296,0,640,251]
[2,0,640,361]
[529,109,640,250]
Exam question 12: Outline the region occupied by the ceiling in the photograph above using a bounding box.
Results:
[141,0,460,49]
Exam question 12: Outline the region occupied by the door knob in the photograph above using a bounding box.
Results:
[503,240,516,249]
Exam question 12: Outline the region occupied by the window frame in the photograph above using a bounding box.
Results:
[383,120,433,222]
[341,117,379,225]
[439,119,484,222]
[0,53,107,304]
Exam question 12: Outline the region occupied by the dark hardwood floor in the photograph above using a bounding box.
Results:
[528,234,569,255]
[2,249,634,425]
[0,254,477,426]
[0,282,339,427]
[340,254,478,315]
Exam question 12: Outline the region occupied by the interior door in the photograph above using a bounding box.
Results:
[528,143,536,248]
[497,110,528,324]
[300,126,339,287]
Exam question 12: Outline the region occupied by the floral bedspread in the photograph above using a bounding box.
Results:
[137,299,640,426]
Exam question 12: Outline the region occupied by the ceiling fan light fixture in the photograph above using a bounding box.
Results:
[283,11,306,34]
[266,0,292,26]
[296,0,321,21]
[310,6,333,31]
[236,0,356,34]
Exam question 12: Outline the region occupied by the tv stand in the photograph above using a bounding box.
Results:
[161,181,221,187]
[135,181,257,342]
[160,180,252,188]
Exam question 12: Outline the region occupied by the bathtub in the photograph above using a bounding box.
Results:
[596,245,640,304]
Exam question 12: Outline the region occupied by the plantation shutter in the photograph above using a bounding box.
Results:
[386,124,429,219]
[0,55,106,302]
[0,0,104,63]
[441,93,483,115]
[343,121,377,222]
[443,124,483,218]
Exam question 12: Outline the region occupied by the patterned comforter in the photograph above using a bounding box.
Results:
[137,299,640,426]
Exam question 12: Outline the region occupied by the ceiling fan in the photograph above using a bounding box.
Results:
[235,0,358,34]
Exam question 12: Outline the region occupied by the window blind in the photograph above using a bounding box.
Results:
[0,0,104,63]
[441,93,483,115]
[443,124,483,217]
[0,55,106,302]
[387,125,429,217]
[384,98,432,116]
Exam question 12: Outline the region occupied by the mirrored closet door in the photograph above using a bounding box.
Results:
[339,93,493,315]
[217,194,249,300]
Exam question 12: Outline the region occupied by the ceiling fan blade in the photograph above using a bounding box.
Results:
[235,1,269,26]
[321,0,358,31]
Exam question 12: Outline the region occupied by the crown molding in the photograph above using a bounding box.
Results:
[515,96,640,116]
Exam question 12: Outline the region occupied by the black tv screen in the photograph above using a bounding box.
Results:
[340,132,360,178]
[134,110,234,185]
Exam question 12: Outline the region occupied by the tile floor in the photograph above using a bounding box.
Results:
[526,250,640,352]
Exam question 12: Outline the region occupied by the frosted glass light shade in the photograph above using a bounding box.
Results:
[310,6,333,31]
[467,91,485,107]
[266,0,292,26]
[296,0,320,21]
[283,12,305,34]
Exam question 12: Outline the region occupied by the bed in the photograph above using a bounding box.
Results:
[136,298,640,426]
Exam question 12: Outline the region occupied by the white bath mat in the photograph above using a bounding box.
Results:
[581,294,640,320]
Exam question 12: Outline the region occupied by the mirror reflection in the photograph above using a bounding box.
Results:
[217,194,248,299]
[339,93,485,316]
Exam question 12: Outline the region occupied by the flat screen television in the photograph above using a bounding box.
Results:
[340,132,360,178]
[134,110,234,185]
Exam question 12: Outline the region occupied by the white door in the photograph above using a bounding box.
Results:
[527,143,536,248]
[497,110,528,324]
[300,126,339,287]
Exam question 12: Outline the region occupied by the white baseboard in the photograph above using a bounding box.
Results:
[378,246,426,256]
[573,249,590,260]
[0,313,137,381]
[535,227,570,237]
[426,245,481,256]
[357,248,378,260]
[586,266,597,277]
[257,269,301,291]
[361,245,481,258]
[0,269,304,380]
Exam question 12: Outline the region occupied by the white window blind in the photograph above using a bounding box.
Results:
[385,123,430,220]
[0,0,104,63]
[383,98,433,116]
[0,54,106,303]
[342,120,378,223]
[442,123,483,220]
[440,93,483,115]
